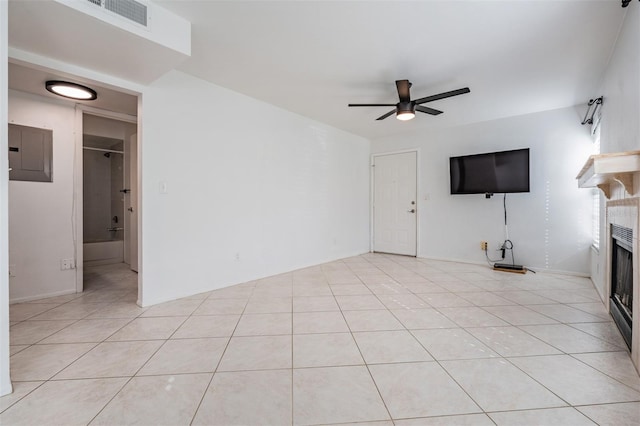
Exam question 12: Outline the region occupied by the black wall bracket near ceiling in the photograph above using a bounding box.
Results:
[582,97,603,126]
[622,1,634,8]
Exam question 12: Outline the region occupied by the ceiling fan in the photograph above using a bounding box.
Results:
[348,80,470,121]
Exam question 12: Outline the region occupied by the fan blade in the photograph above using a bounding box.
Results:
[414,87,470,105]
[348,103,397,107]
[416,105,443,115]
[376,109,397,121]
[396,80,411,103]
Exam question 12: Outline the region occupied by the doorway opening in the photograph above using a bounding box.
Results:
[79,112,138,294]
[83,134,125,265]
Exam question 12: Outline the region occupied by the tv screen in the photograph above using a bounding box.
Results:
[449,148,530,194]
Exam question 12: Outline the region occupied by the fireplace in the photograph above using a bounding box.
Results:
[577,151,640,372]
[611,224,633,349]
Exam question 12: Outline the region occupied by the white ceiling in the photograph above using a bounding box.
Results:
[8,1,626,140]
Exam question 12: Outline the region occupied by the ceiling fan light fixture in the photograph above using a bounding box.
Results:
[45,80,97,101]
[396,101,415,121]
[396,111,415,121]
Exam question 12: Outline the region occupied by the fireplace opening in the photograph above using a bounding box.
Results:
[611,224,633,349]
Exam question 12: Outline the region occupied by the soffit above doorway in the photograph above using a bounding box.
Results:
[8,62,138,116]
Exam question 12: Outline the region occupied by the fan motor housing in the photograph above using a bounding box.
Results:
[397,101,415,114]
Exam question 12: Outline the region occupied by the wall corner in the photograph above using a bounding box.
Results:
[1,0,14,397]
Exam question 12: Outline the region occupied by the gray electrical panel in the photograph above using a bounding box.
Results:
[8,124,53,182]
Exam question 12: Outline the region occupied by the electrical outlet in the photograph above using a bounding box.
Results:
[60,258,75,270]
[480,241,488,251]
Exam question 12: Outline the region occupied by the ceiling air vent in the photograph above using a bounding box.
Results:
[84,0,149,27]
[105,0,147,26]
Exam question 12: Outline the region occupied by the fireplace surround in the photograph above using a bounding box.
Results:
[577,150,640,372]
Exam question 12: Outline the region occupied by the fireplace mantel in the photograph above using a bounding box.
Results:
[577,150,640,198]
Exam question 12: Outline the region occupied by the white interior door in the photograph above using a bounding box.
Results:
[373,151,417,256]
[128,133,138,272]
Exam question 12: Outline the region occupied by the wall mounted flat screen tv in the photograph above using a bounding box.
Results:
[449,148,530,194]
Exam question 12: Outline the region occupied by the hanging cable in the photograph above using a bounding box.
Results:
[499,194,516,265]
[504,193,507,226]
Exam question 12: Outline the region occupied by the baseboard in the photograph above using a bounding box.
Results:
[416,255,590,278]
[10,288,77,304]
[83,258,124,267]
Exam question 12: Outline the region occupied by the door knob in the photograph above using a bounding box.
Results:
[128,207,134,212]
[408,209,415,213]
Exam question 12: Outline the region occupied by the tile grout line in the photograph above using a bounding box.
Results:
[70,268,164,424]
[381,256,490,418]
[566,352,640,394]
[330,258,395,424]
[188,276,257,426]
[290,273,294,426]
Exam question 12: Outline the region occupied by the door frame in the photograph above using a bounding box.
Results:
[74,105,139,294]
[370,148,421,257]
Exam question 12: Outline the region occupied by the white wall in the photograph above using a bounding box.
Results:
[590,4,640,299]
[600,4,639,155]
[1,0,13,397]
[372,106,593,275]
[140,71,371,305]
[8,90,78,302]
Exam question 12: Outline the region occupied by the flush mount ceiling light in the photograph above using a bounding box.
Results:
[45,80,97,101]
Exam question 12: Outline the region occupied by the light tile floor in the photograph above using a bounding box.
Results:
[2,254,640,425]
